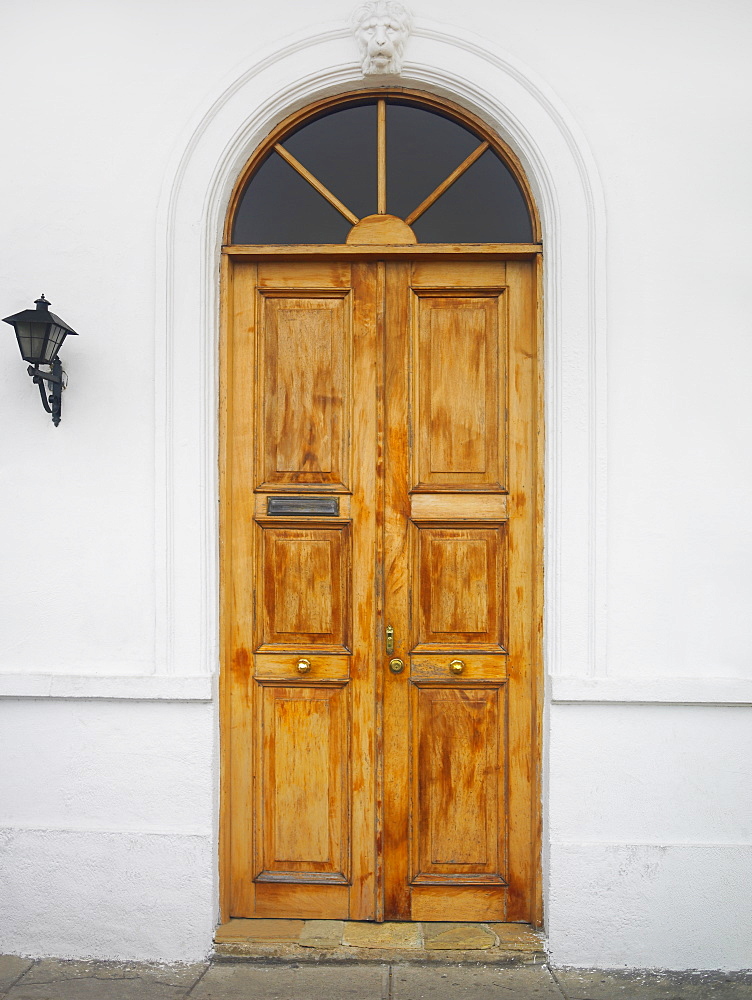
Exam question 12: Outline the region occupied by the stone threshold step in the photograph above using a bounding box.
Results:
[214,919,545,964]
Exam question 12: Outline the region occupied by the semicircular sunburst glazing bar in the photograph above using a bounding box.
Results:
[273,143,360,225]
[377,99,387,215]
[405,140,490,226]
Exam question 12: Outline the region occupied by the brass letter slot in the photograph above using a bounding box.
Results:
[267,496,339,516]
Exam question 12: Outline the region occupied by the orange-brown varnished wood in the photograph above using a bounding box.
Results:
[254,653,350,681]
[410,493,508,521]
[346,214,417,245]
[377,99,387,215]
[347,262,380,919]
[381,259,536,923]
[224,261,379,920]
[410,685,506,885]
[413,524,506,650]
[253,883,351,919]
[503,258,539,922]
[409,653,508,682]
[410,885,507,922]
[221,255,541,926]
[226,259,259,917]
[218,252,233,924]
[255,683,350,883]
[256,524,350,652]
[382,261,413,920]
[225,243,540,260]
[256,287,351,489]
[411,266,507,491]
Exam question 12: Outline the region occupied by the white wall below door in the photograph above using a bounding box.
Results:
[547,703,752,969]
[0,701,216,962]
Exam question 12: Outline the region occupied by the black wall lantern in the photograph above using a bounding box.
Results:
[3,295,78,426]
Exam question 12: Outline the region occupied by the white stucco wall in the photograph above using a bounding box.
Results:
[1,0,751,969]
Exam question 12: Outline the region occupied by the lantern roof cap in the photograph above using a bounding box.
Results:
[2,294,79,336]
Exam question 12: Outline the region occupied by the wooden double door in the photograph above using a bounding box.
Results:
[222,254,540,924]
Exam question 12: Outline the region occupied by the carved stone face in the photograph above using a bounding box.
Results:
[352,1,412,76]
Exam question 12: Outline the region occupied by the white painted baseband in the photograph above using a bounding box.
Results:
[547,841,752,970]
[0,673,213,700]
[0,827,216,963]
[551,675,752,705]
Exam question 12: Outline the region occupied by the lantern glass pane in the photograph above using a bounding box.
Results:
[14,322,35,361]
[43,323,67,363]
[15,321,51,364]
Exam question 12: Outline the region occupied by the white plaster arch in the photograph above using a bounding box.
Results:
[153,18,608,698]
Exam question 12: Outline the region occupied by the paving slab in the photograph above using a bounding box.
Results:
[299,920,345,949]
[342,923,423,950]
[392,962,563,999]
[3,959,207,1000]
[191,961,389,999]
[0,958,34,993]
[552,968,752,1000]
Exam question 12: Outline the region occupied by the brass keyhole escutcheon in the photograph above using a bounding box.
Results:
[389,657,405,674]
[450,659,465,674]
[297,658,311,673]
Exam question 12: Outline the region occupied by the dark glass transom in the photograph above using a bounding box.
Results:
[231,98,533,245]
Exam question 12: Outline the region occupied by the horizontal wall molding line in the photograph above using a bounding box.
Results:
[551,676,752,705]
[550,841,752,849]
[0,825,213,839]
[0,674,214,701]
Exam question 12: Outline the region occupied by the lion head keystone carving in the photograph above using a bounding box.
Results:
[352,1,412,76]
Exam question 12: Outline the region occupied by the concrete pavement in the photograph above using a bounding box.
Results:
[2,956,751,999]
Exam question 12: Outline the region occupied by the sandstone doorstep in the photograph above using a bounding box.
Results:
[342,921,423,949]
[422,922,498,950]
[299,920,345,949]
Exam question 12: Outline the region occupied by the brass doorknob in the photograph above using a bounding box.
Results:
[389,657,405,674]
[297,658,311,673]
[449,659,465,674]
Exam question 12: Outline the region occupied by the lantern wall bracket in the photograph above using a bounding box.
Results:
[3,295,78,428]
[27,359,64,426]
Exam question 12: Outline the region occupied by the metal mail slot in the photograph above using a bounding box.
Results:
[267,496,340,517]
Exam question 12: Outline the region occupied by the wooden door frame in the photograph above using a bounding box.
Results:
[218,244,544,926]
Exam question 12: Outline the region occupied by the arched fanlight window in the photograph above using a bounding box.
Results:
[229,94,537,245]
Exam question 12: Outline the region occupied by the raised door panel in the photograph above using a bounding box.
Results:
[413,525,506,652]
[412,289,506,491]
[410,685,506,885]
[257,290,351,489]
[255,684,350,884]
[256,525,351,653]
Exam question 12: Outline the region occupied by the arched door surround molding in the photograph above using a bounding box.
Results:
[153,19,608,919]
